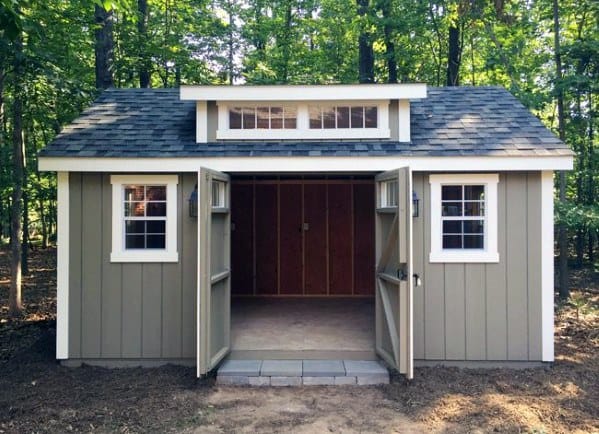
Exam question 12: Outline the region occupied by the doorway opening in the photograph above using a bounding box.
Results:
[229,175,376,359]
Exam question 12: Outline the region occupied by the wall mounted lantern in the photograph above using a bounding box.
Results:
[189,184,198,218]
[412,191,420,218]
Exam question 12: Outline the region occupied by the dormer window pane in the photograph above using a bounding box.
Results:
[229,107,242,129]
[271,107,283,129]
[323,107,336,128]
[337,107,350,128]
[309,106,321,128]
[284,107,297,129]
[365,106,378,128]
[243,107,256,129]
[351,107,364,128]
[257,107,270,129]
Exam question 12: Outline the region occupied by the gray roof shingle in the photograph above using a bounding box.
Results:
[39,86,572,158]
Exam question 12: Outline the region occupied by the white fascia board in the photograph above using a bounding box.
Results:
[39,155,574,173]
[180,83,427,101]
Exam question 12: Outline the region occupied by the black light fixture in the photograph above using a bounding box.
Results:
[412,191,420,218]
[189,184,198,218]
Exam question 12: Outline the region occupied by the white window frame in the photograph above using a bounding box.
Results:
[429,173,499,263]
[216,100,390,140]
[110,174,179,263]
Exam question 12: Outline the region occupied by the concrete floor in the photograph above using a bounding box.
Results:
[230,298,375,352]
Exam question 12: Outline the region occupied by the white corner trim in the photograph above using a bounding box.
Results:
[56,172,69,360]
[110,174,179,263]
[196,170,202,378]
[398,100,410,142]
[181,83,428,101]
[38,155,575,173]
[196,101,208,144]
[429,173,499,264]
[541,171,555,362]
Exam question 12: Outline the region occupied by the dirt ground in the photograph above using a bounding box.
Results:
[0,249,598,433]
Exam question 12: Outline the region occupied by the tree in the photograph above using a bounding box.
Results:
[95,4,114,89]
[356,0,374,83]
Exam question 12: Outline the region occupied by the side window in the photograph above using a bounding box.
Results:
[429,174,499,263]
[111,175,179,262]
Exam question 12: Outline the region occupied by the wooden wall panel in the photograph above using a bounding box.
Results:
[353,183,375,296]
[279,184,303,295]
[328,184,353,295]
[254,184,278,295]
[304,184,328,295]
[231,184,254,295]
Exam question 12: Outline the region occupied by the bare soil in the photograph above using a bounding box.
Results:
[1,249,598,433]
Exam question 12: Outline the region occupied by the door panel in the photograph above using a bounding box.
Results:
[279,184,303,295]
[254,184,278,295]
[375,167,413,379]
[197,168,231,376]
[231,183,253,295]
[304,184,328,295]
[328,183,353,295]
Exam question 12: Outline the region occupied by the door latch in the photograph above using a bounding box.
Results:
[413,273,422,287]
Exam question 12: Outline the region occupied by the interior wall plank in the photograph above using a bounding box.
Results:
[142,264,163,357]
[465,264,486,359]
[353,182,375,296]
[444,264,466,359]
[100,174,122,358]
[527,172,543,360]
[304,183,328,295]
[254,184,278,295]
[81,173,103,358]
[412,173,425,359]
[231,183,254,295]
[68,173,83,358]
[181,174,197,358]
[328,183,353,295]
[506,173,529,360]
[279,183,303,295]
[486,173,508,360]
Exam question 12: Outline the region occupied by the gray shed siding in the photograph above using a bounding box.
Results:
[412,172,543,361]
[68,172,197,361]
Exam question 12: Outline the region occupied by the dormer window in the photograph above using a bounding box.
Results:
[229,106,297,130]
[309,105,378,129]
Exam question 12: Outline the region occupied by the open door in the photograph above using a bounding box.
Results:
[375,167,414,379]
[197,168,231,376]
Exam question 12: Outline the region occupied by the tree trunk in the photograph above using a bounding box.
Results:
[138,0,150,87]
[39,195,47,249]
[227,0,235,85]
[553,0,568,299]
[380,0,397,83]
[357,0,374,83]
[21,190,29,276]
[95,4,114,90]
[9,30,24,318]
[446,24,461,86]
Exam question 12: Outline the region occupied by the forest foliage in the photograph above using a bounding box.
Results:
[0,0,597,266]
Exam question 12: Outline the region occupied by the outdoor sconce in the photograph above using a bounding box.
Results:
[412,191,420,218]
[189,184,198,218]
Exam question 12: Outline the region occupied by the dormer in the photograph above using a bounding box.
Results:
[180,84,427,143]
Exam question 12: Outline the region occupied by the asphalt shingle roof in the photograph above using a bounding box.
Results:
[39,86,572,158]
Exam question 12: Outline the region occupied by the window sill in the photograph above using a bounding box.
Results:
[216,128,391,141]
[429,251,499,264]
[110,251,179,263]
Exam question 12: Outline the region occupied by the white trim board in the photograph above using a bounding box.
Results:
[39,155,574,173]
[181,83,427,101]
[56,172,69,359]
[541,171,555,362]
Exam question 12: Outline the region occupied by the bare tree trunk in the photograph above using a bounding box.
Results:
[227,0,235,85]
[379,0,397,83]
[446,24,461,86]
[39,196,47,249]
[357,0,374,83]
[138,0,150,87]
[553,0,569,299]
[21,190,29,276]
[9,30,24,318]
[95,4,114,90]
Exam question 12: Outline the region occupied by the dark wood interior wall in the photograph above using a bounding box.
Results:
[231,178,375,297]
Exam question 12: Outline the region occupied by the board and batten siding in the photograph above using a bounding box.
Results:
[412,172,544,362]
[67,172,197,362]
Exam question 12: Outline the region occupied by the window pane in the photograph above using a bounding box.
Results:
[442,202,462,216]
[242,107,255,129]
[212,181,220,207]
[385,181,398,206]
[125,202,145,217]
[443,220,462,234]
[464,202,484,216]
[124,186,144,201]
[364,106,377,128]
[463,220,484,234]
[256,106,270,129]
[146,235,166,249]
[229,107,242,129]
[351,106,363,128]
[146,202,166,216]
[126,234,145,249]
[284,107,297,129]
[337,106,350,128]
[125,220,146,234]
[443,235,462,249]
[146,186,166,201]
[270,107,283,129]
[323,107,336,128]
[146,220,166,234]
[442,185,462,200]
[464,235,484,249]
[464,185,485,200]
[309,106,321,129]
